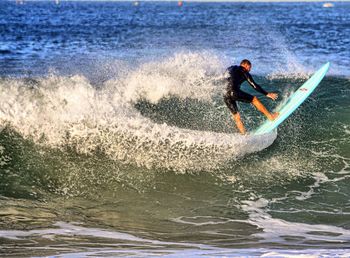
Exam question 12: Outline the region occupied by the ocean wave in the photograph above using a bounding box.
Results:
[0,52,276,171]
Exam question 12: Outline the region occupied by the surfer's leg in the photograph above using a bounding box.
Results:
[252,97,279,121]
[224,93,246,135]
[233,112,246,135]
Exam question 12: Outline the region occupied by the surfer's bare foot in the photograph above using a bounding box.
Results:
[268,112,279,121]
[238,131,247,136]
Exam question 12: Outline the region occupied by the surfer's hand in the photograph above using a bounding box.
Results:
[267,92,278,101]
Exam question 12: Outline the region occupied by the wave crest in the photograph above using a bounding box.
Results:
[0,52,276,171]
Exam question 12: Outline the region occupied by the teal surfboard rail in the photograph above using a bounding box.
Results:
[254,62,330,135]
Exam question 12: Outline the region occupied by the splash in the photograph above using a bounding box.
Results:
[118,51,224,104]
[263,31,311,81]
[0,52,276,171]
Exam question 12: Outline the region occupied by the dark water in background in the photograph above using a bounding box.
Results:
[0,1,350,257]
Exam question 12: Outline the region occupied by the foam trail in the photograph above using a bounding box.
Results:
[0,221,205,249]
[3,222,348,257]
[242,198,350,244]
[0,52,276,171]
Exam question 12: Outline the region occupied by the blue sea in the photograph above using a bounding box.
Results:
[0,1,349,257]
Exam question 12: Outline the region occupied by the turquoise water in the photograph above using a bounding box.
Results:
[0,1,349,257]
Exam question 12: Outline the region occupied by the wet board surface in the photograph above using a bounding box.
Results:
[253,62,330,135]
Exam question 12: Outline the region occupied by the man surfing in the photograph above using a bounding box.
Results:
[224,59,279,135]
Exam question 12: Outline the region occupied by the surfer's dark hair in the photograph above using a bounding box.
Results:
[240,59,251,66]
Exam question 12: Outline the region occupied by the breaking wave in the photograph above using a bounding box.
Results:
[0,52,277,171]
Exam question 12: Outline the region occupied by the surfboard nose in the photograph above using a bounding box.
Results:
[254,62,330,135]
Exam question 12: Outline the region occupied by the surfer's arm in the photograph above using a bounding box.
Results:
[245,72,268,95]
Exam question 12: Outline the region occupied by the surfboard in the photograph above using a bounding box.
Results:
[253,62,330,135]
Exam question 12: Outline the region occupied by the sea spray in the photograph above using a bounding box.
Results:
[0,52,276,171]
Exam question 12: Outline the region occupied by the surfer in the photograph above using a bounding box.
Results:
[224,59,279,135]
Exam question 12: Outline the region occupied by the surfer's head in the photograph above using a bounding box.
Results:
[240,59,251,72]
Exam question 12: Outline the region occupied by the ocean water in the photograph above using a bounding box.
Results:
[0,1,349,257]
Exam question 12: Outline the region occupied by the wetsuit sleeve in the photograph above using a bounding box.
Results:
[244,72,268,95]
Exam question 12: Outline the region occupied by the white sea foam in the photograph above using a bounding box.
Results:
[117,51,224,104]
[0,52,276,171]
[293,172,329,201]
[2,221,349,257]
[0,145,10,167]
[241,197,350,244]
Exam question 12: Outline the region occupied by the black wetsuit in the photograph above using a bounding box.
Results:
[224,65,268,114]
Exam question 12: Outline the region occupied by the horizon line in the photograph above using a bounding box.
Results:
[10,0,350,2]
